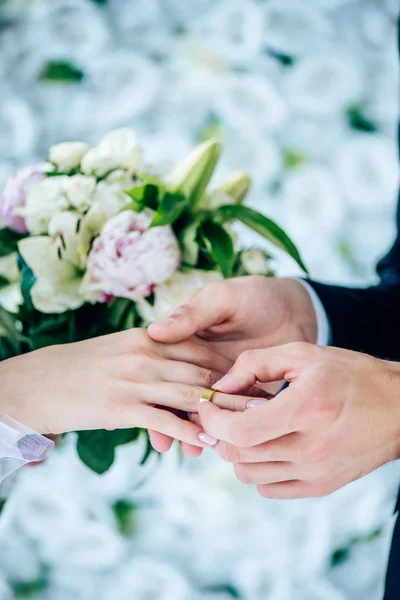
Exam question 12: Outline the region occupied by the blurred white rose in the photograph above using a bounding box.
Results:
[336,135,399,214]
[0,90,37,158]
[34,0,109,58]
[42,520,125,570]
[49,141,89,172]
[101,558,190,600]
[137,269,222,324]
[190,0,264,64]
[281,167,345,242]
[86,51,161,129]
[64,174,96,213]
[240,248,272,276]
[286,53,364,116]
[215,74,288,133]
[263,0,332,55]
[85,180,132,236]
[81,129,143,177]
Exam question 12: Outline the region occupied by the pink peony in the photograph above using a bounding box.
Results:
[0,167,46,233]
[82,210,181,302]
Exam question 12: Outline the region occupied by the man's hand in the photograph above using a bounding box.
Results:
[148,276,318,361]
[147,276,318,455]
[198,343,400,499]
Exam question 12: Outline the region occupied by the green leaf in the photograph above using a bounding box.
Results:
[179,218,202,266]
[347,103,377,133]
[0,228,25,257]
[203,584,241,598]
[18,254,36,313]
[215,205,308,274]
[266,48,295,67]
[112,499,137,536]
[77,428,142,475]
[124,183,159,212]
[199,220,235,278]
[39,60,84,83]
[331,547,350,567]
[150,192,188,227]
[140,433,157,465]
[28,313,71,349]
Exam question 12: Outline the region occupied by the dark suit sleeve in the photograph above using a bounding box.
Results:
[307,193,400,361]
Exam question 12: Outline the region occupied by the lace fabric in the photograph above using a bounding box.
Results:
[0,412,54,482]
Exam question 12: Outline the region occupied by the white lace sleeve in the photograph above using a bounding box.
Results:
[0,412,54,482]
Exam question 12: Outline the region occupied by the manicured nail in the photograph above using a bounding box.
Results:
[246,399,267,409]
[198,432,218,446]
[213,373,244,392]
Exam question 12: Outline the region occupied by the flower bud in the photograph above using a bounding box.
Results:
[165,139,221,207]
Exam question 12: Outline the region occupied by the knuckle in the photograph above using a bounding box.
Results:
[237,349,256,368]
[196,367,219,388]
[179,386,198,410]
[130,349,154,371]
[299,440,330,463]
[196,345,215,368]
[217,442,241,463]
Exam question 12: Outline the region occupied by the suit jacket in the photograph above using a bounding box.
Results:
[306,22,400,599]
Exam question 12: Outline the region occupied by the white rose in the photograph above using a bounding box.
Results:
[240,249,272,276]
[17,176,70,234]
[64,174,96,213]
[81,129,143,177]
[136,269,222,324]
[286,53,364,116]
[49,142,89,173]
[85,180,132,236]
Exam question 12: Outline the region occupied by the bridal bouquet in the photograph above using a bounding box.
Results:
[0,128,307,474]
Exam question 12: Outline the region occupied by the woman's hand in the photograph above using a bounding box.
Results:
[0,329,255,451]
[198,343,400,498]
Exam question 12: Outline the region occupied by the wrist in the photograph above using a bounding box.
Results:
[382,359,400,461]
[279,278,318,345]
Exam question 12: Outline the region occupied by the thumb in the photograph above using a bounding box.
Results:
[148,284,230,343]
[213,342,315,394]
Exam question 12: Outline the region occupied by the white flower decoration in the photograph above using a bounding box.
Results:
[286,53,364,116]
[49,141,89,172]
[81,129,143,177]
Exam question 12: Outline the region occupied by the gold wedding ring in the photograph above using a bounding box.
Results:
[200,388,216,403]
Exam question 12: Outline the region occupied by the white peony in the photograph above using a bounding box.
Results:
[49,141,89,172]
[81,129,143,177]
[81,210,181,303]
[136,269,222,324]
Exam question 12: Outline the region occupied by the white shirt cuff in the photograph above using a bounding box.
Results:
[294,279,331,347]
[0,411,54,483]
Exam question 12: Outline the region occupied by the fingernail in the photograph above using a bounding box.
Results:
[246,399,266,409]
[213,373,243,392]
[166,306,185,319]
[198,432,218,446]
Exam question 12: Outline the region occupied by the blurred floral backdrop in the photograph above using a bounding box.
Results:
[0,0,399,599]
